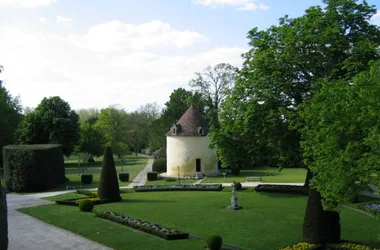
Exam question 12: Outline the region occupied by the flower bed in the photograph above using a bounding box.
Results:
[76,190,98,197]
[358,201,380,216]
[279,241,377,250]
[254,184,308,195]
[134,184,223,192]
[56,197,102,206]
[95,211,189,240]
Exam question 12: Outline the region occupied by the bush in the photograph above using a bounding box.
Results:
[230,168,240,175]
[0,179,8,250]
[97,147,121,202]
[3,144,65,192]
[206,234,222,250]
[119,173,129,182]
[254,184,308,195]
[152,148,166,159]
[81,174,93,184]
[152,158,166,173]
[147,172,158,181]
[134,184,223,192]
[78,199,94,212]
[234,182,242,190]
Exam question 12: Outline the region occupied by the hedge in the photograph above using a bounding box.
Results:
[134,184,223,192]
[147,172,158,181]
[119,173,129,182]
[81,174,93,184]
[95,211,189,240]
[152,158,166,173]
[0,179,8,250]
[254,184,308,195]
[3,144,65,192]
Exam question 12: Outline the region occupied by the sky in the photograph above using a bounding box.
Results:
[0,0,379,112]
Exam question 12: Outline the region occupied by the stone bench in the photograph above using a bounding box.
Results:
[246,176,262,182]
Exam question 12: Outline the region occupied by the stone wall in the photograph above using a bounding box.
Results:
[0,179,8,250]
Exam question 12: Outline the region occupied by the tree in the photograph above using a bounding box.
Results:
[76,120,104,159]
[210,0,380,244]
[77,108,99,124]
[299,61,380,209]
[148,88,205,150]
[189,63,238,128]
[0,83,22,168]
[17,96,80,157]
[97,147,121,202]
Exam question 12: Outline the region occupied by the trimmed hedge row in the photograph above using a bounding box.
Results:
[95,211,189,240]
[76,190,98,197]
[119,173,129,182]
[134,184,223,192]
[81,174,93,184]
[147,172,158,181]
[55,197,103,206]
[3,144,65,192]
[280,241,378,250]
[254,184,308,195]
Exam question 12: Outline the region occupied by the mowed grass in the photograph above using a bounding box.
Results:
[59,155,148,190]
[202,167,307,183]
[19,190,380,250]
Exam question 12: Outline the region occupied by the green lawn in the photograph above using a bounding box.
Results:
[202,167,307,184]
[59,155,148,190]
[19,190,380,250]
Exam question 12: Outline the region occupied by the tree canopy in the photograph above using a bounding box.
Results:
[17,96,79,157]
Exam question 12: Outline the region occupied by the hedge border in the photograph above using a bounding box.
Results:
[254,184,308,195]
[134,184,223,192]
[95,211,189,240]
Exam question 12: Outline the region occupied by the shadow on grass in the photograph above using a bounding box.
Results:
[120,199,176,204]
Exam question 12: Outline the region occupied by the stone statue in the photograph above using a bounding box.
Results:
[226,181,243,210]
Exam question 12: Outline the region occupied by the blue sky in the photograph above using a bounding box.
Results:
[0,0,379,111]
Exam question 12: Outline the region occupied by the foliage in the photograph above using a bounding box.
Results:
[189,63,238,128]
[95,211,189,240]
[17,96,80,157]
[299,61,380,210]
[76,190,98,198]
[76,120,104,158]
[152,158,166,173]
[210,0,380,171]
[78,199,94,212]
[0,179,8,250]
[147,172,158,181]
[76,108,99,124]
[303,189,340,244]
[279,242,316,250]
[358,202,380,217]
[206,234,223,250]
[97,147,121,202]
[234,182,242,190]
[0,81,22,168]
[254,184,308,195]
[3,144,65,192]
[80,174,93,185]
[134,184,223,192]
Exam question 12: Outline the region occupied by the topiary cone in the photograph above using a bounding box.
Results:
[97,147,121,202]
[0,179,8,250]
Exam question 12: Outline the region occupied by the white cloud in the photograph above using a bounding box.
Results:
[68,20,207,53]
[371,10,380,25]
[56,15,73,23]
[0,26,245,111]
[194,0,269,11]
[38,17,48,23]
[0,0,56,8]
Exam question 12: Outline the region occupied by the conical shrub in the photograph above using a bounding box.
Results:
[97,147,121,202]
[302,188,340,244]
[0,179,8,250]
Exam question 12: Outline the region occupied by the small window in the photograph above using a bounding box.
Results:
[172,128,176,134]
[172,124,178,135]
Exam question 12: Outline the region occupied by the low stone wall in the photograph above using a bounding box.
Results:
[0,179,8,250]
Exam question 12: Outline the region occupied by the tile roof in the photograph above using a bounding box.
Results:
[166,106,209,136]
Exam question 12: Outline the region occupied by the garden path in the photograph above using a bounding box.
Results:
[126,157,153,188]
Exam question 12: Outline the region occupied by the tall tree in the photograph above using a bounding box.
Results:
[189,63,238,127]
[18,96,80,157]
[76,120,104,159]
[76,108,99,124]
[211,0,380,244]
[0,69,22,167]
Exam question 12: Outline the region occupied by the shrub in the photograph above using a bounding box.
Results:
[134,184,223,192]
[81,174,93,184]
[147,172,158,181]
[230,167,240,175]
[97,147,121,202]
[78,199,94,212]
[0,179,8,250]
[152,158,166,173]
[206,234,222,250]
[234,182,242,190]
[3,144,65,192]
[119,173,129,182]
[152,148,166,159]
[254,184,308,195]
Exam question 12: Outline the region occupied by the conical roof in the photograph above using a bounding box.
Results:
[166,106,209,136]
